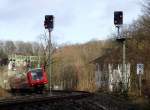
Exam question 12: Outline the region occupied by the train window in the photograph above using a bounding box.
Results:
[31,69,43,80]
[31,72,37,80]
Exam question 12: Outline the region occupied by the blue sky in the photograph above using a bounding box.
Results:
[0,0,142,44]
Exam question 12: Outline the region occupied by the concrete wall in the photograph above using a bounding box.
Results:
[95,63,131,92]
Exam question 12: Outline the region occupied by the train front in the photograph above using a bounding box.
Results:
[27,68,48,91]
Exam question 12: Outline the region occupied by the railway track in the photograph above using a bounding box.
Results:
[0,90,92,109]
[0,91,137,110]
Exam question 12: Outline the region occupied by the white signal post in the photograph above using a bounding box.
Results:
[137,63,144,96]
[48,28,52,94]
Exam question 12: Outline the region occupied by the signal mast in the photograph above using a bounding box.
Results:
[114,11,127,91]
[44,15,54,94]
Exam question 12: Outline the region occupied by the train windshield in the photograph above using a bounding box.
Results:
[31,69,43,80]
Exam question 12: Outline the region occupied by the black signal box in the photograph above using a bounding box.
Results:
[114,11,123,25]
[44,15,54,29]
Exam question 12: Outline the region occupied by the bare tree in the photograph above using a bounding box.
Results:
[4,40,16,54]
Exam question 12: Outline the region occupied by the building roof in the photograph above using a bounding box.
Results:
[91,47,122,65]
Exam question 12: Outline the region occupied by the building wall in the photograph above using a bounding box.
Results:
[95,63,130,92]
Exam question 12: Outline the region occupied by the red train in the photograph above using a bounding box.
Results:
[9,67,48,93]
